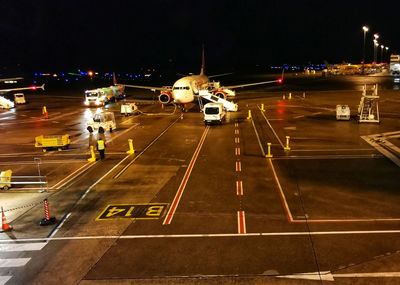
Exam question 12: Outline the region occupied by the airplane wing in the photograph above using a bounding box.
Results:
[208,72,234,79]
[0,77,24,82]
[222,79,282,89]
[0,84,45,94]
[117,83,166,92]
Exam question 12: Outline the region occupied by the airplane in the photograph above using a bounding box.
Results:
[0,77,24,83]
[116,48,283,108]
[0,84,45,94]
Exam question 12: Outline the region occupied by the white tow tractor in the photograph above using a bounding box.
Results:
[336,105,350,120]
[87,111,116,133]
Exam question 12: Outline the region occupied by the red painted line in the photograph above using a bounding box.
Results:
[235,147,241,156]
[236,180,243,196]
[163,127,210,225]
[235,161,242,172]
[237,211,246,234]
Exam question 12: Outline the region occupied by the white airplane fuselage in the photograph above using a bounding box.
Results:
[171,74,209,104]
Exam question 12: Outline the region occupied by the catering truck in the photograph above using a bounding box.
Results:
[390,54,400,75]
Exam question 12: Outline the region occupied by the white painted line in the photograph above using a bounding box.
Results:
[114,119,179,179]
[277,271,400,281]
[49,213,71,239]
[0,242,46,252]
[0,276,12,285]
[52,162,95,189]
[163,126,210,225]
[260,110,285,149]
[334,272,400,278]
[3,229,400,243]
[293,217,400,223]
[267,159,293,222]
[0,258,30,267]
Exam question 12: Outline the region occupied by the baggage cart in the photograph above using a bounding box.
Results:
[35,134,70,152]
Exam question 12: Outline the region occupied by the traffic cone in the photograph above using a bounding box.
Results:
[39,199,56,226]
[1,207,12,232]
[42,106,48,119]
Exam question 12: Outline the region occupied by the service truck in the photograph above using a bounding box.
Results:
[84,85,125,107]
[390,54,400,75]
[203,102,226,125]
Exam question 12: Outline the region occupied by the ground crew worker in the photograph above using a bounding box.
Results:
[88,127,95,149]
[97,138,106,160]
[96,127,106,159]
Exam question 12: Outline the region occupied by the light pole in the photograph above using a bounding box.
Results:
[373,34,379,64]
[380,45,384,63]
[362,26,369,64]
[385,46,389,62]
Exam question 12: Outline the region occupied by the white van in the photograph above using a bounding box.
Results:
[14,93,26,104]
[204,102,226,125]
[87,111,117,133]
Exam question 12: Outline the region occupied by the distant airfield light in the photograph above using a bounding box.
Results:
[88,71,94,77]
[277,78,283,84]
[362,26,369,32]
[373,33,379,40]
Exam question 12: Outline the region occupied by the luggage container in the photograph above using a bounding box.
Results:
[120,102,138,116]
[35,134,71,152]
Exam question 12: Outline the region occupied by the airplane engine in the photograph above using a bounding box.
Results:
[158,91,172,104]
[213,90,227,100]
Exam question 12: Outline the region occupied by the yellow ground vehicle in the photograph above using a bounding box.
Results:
[0,169,12,190]
[35,134,70,152]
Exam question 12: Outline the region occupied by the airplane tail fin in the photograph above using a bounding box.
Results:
[113,72,117,85]
[200,45,205,76]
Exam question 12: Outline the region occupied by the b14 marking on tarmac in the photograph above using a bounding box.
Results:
[96,204,169,221]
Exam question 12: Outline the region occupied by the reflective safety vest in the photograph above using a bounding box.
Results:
[97,139,105,150]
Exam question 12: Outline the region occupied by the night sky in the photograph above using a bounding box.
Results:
[1,1,399,72]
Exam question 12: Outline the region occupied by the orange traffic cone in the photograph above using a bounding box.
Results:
[1,207,12,232]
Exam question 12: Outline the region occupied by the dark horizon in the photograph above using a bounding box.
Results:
[1,1,399,73]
